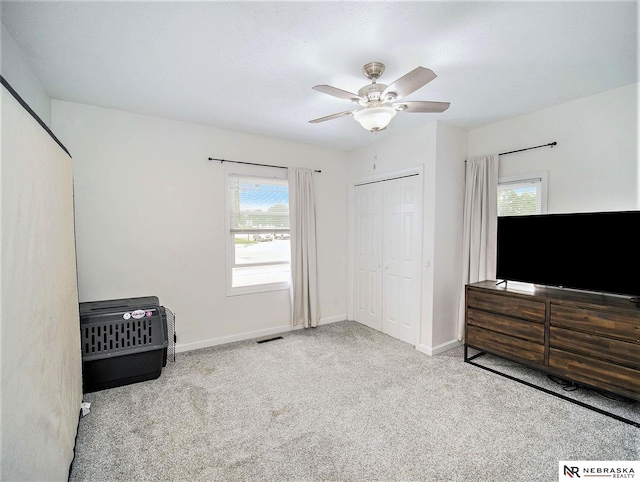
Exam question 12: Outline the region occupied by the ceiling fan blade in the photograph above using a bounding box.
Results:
[309,109,357,123]
[312,85,365,103]
[382,67,437,100]
[394,101,450,113]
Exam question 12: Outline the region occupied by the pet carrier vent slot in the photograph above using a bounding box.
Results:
[81,315,160,358]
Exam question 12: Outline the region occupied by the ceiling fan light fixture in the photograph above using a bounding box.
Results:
[353,106,397,131]
[309,62,449,130]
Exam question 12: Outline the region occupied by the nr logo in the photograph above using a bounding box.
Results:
[564,465,581,478]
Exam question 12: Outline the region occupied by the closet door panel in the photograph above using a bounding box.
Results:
[382,176,421,345]
[353,182,384,331]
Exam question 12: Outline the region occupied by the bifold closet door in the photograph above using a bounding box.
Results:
[353,181,384,331]
[381,175,420,344]
[353,175,421,345]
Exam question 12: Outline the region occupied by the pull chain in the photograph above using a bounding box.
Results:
[373,130,378,170]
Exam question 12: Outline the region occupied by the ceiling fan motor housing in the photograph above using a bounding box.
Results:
[358,83,388,103]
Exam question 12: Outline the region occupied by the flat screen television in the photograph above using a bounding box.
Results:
[496,210,640,298]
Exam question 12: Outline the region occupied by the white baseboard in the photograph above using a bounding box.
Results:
[175,314,346,354]
[318,314,347,325]
[416,338,462,357]
[176,325,291,353]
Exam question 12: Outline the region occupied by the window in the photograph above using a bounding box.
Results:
[226,172,290,295]
[497,172,548,216]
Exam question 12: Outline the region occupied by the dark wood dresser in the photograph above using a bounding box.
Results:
[465,280,640,401]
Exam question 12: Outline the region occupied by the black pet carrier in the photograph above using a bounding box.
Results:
[79,296,175,393]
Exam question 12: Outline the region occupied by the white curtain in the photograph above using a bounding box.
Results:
[457,154,499,341]
[289,168,320,328]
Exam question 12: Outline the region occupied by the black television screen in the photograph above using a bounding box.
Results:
[496,210,640,297]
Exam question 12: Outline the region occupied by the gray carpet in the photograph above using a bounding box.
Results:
[70,321,639,482]
[465,349,640,426]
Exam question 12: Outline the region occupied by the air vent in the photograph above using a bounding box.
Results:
[256,336,283,344]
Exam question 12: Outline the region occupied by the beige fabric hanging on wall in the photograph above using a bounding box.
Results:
[457,154,499,341]
[1,85,82,481]
[289,168,320,328]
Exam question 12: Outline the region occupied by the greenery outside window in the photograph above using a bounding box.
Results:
[497,172,548,216]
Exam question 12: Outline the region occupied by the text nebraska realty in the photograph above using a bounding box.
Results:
[565,465,635,478]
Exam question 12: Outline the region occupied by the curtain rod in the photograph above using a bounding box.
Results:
[208,157,321,173]
[466,141,557,162]
[500,141,557,156]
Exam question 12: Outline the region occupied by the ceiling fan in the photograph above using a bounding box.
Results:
[309,62,450,132]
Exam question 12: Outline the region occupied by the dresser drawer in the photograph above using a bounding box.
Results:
[550,304,640,343]
[549,348,640,397]
[467,289,546,323]
[467,325,545,366]
[467,308,544,343]
[550,326,640,369]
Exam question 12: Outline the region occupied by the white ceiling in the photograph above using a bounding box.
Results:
[1,1,638,151]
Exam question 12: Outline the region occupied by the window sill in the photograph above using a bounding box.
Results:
[226,282,290,297]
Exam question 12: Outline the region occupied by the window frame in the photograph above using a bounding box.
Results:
[497,171,548,217]
[224,165,291,296]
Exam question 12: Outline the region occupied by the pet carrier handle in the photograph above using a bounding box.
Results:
[82,302,131,312]
[93,303,129,309]
[82,297,160,312]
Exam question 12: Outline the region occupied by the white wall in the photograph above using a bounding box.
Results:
[52,101,350,352]
[468,83,639,213]
[347,121,467,355]
[1,22,52,126]
[1,87,82,481]
[432,123,467,348]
